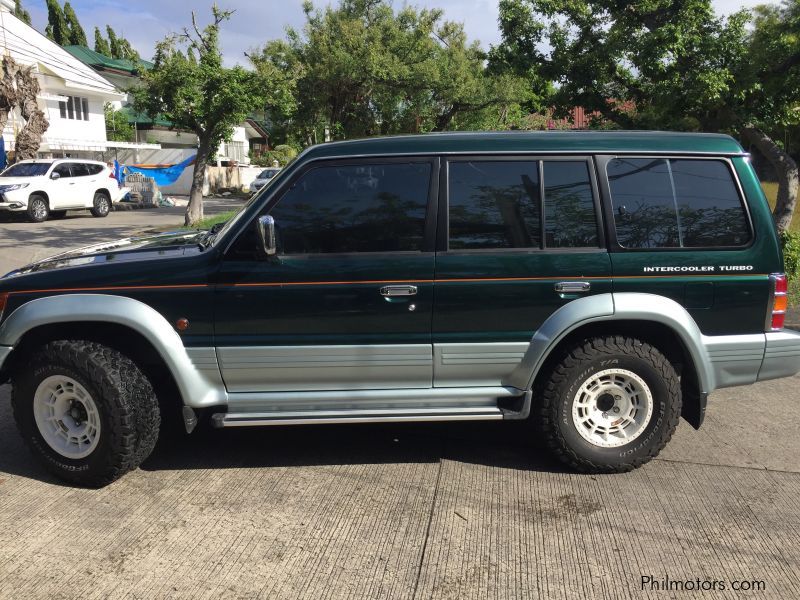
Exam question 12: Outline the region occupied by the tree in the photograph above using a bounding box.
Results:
[44,0,68,45]
[94,27,111,56]
[63,2,87,46]
[105,26,138,61]
[104,103,134,142]
[249,0,536,144]
[13,0,31,25]
[134,6,268,225]
[493,0,798,232]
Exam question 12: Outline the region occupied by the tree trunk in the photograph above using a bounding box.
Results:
[742,127,798,234]
[185,140,210,226]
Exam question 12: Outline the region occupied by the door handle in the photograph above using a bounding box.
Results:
[554,281,591,293]
[380,285,418,297]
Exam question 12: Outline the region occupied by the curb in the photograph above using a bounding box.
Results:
[112,203,159,212]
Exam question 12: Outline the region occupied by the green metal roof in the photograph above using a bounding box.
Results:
[119,106,174,128]
[64,45,153,76]
[302,131,745,160]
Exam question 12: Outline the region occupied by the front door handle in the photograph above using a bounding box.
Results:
[554,281,591,293]
[380,285,418,297]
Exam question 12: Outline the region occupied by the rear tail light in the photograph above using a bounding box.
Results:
[109,171,117,180]
[767,273,788,331]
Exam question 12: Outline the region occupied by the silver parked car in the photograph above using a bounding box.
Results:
[249,168,282,193]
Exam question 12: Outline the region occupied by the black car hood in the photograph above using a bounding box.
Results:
[4,230,205,277]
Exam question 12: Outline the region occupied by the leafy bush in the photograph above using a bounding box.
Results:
[782,231,800,305]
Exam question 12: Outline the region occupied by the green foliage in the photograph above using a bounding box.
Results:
[13,0,31,25]
[252,144,299,167]
[93,27,111,56]
[249,0,538,144]
[106,26,138,61]
[104,103,134,142]
[63,2,87,46]
[783,232,800,279]
[44,0,69,45]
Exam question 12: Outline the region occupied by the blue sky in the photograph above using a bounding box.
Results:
[27,0,769,66]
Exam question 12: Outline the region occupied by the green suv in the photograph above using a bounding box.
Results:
[0,131,798,486]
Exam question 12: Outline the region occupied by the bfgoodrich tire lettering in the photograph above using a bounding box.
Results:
[535,336,681,473]
[11,341,160,487]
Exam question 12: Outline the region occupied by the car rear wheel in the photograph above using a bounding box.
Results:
[91,192,111,218]
[27,194,49,222]
[535,335,681,473]
[11,340,161,487]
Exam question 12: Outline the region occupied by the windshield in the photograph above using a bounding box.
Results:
[1,162,52,177]
[259,169,279,179]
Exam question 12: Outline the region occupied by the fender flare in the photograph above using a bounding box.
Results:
[0,294,227,407]
[507,293,715,394]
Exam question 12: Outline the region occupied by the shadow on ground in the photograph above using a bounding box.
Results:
[0,391,567,486]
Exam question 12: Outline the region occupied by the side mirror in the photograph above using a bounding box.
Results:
[50,172,60,180]
[256,215,277,257]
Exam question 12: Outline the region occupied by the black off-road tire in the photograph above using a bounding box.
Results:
[90,192,111,218]
[11,341,160,487]
[26,194,49,223]
[535,336,681,473]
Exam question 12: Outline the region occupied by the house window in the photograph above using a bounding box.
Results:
[58,96,90,121]
[226,141,246,163]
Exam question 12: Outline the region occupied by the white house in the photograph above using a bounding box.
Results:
[0,0,156,158]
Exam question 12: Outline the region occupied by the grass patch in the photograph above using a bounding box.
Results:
[761,182,800,233]
[182,210,237,231]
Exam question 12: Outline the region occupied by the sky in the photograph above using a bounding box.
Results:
[26,0,770,67]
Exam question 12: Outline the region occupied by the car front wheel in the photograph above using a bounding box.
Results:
[91,192,111,218]
[11,340,160,487]
[27,194,49,222]
[535,336,681,473]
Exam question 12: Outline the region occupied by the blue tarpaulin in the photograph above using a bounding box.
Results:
[124,154,196,186]
[0,137,6,171]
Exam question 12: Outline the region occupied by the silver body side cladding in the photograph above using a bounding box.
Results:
[0,294,228,408]
[433,342,529,387]
[225,385,523,413]
[216,344,432,392]
[704,334,766,388]
[758,329,800,382]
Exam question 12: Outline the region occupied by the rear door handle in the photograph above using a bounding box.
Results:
[554,281,591,293]
[380,285,418,297]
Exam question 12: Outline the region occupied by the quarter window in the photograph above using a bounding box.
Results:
[543,161,598,248]
[607,158,750,248]
[269,162,431,254]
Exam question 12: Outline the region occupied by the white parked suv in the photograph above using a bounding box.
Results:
[0,159,123,223]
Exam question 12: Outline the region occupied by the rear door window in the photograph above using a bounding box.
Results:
[70,163,90,177]
[447,159,600,250]
[607,158,750,248]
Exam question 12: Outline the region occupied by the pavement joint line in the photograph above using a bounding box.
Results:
[411,452,444,599]
[654,456,800,474]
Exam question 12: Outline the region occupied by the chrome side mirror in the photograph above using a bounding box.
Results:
[256,215,277,257]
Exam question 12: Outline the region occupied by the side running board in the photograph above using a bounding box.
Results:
[213,406,505,428]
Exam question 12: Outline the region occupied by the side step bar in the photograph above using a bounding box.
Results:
[213,406,505,428]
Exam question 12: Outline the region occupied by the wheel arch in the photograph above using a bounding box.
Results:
[28,190,49,205]
[510,293,713,429]
[0,294,226,409]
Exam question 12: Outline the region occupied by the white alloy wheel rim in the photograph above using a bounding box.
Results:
[33,375,101,459]
[571,368,654,448]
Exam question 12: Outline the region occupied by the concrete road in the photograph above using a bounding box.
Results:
[0,378,797,599]
[0,197,242,276]
[0,200,799,598]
